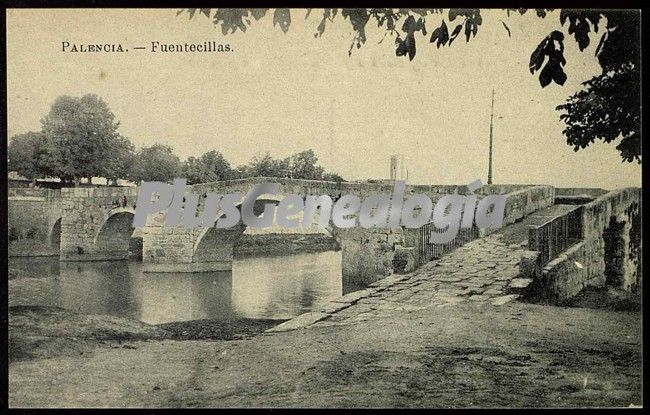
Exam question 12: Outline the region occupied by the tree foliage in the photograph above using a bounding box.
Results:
[287,149,325,180]
[40,94,125,183]
[234,149,343,182]
[242,152,290,178]
[7,132,49,180]
[103,135,135,184]
[558,63,640,162]
[180,8,641,162]
[129,144,182,184]
[556,11,640,163]
[183,150,235,184]
[8,94,139,185]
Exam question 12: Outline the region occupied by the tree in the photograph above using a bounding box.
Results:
[234,164,251,179]
[555,11,640,163]
[236,150,344,180]
[40,94,123,185]
[247,152,290,178]
[287,149,324,180]
[322,172,345,183]
[7,131,49,181]
[129,144,182,183]
[183,150,235,184]
[103,135,135,185]
[180,8,641,162]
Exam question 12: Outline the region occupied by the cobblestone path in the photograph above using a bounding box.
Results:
[268,205,576,332]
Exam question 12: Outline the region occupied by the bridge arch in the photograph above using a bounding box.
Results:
[192,197,340,264]
[94,207,137,260]
[49,218,62,251]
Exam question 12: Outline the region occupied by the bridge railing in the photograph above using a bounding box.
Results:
[527,206,583,267]
[417,223,480,266]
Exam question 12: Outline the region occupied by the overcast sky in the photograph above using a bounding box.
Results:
[6,8,641,189]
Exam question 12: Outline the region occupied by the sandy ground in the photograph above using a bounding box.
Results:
[9,300,642,408]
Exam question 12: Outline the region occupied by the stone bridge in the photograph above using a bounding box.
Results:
[8,180,640,302]
[51,178,553,281]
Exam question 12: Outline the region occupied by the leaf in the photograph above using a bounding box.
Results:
[530,31,567,87]
[567,16,591,51]
[397,15,426,60]
[594,31,608,58]
[448,24,463,45]
[387,15,394,31]
[552,66,568,85]
[465,20,473,42]
[395,37,408,57]
[539,63,553,87]
[448,9,462,21]
[213,9,249,35]
[342,8,370,55]
[560,10,569,25]
[273,8,291,33]
[430,20,449,48]
[401,15,417,33]
[501,20,511,37]
[250,9,267,21]
[405,34,416,60]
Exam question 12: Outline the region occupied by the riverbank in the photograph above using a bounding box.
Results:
[8,306,169,362]
[8,306,285,363]
[9,300,641,408]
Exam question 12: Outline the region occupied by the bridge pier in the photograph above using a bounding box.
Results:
[139,211,247,273]
[59,187,140,261]
[138,209,403,279]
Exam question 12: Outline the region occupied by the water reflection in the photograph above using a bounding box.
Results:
[9,251,343,324]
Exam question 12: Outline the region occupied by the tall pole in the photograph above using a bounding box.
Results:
[487,88,495,185]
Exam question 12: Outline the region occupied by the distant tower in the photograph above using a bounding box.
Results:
[390,155,399,180]
[487,88,495,185]
[390,154,407,181]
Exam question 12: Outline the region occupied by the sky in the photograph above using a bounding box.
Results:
[6,8,641,189]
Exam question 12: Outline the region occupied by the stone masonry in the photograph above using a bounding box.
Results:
[267,231,531,332]
[52,178,546,282]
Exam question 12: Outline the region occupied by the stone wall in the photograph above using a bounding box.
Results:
[555,187,609,197]
[554,187,609,205]
[59,186,140,261]
[529,188,641,303]
[8,189,62,257]
[501,186,556,226]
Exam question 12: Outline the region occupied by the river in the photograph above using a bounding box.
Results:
[9,251,348,324]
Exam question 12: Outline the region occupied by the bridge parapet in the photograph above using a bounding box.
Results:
[524,187,641,302]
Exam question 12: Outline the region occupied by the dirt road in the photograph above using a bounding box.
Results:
[9,300,641,408]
